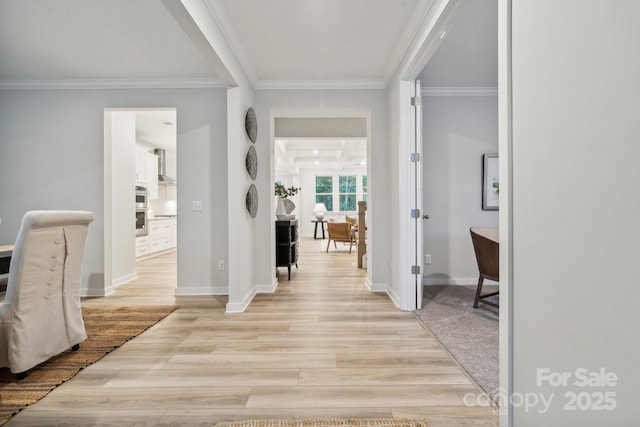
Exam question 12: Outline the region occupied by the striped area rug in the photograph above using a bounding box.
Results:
[0,305,179,425]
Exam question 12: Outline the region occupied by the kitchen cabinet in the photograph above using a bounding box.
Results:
[148,218,174,254]
[135,236,149,257]
[147,152,159,200]
[135,147,147,184]
[135,146,159,197]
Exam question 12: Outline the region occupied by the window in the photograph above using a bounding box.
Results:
[362,175,368,204]
[315,176,333,211]
[339,175,357,211]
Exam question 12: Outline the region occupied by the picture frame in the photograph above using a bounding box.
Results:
[482,154,499,211]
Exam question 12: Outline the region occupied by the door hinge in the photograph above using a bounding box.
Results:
[410,153,421,162]
[411,208,421,219]
[411,265,421,275]
[411,96,421,106]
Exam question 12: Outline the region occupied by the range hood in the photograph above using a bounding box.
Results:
[153,148,176,185]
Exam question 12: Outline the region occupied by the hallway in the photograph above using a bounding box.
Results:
[8,238,497,426]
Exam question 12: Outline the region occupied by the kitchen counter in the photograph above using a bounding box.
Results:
[148,215,177,221]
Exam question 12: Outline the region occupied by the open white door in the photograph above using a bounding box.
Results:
[410,80,424,309]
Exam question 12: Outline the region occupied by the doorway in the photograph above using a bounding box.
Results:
[103,108,178,298]
[272,115,370,283]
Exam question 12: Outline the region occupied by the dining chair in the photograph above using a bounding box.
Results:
[470,227,499,309]
[0,210,94,378]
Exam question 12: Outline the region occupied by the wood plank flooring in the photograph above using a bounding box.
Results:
[7,238,497,426]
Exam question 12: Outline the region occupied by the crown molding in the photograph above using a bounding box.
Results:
[255,79,386,91]
[421,86,498,96]
[0,78,228,90]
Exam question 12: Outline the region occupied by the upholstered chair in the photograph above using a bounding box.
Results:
[0,210,94,378]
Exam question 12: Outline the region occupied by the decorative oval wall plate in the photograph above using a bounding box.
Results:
[245,145,258,180]
[245,107,257,143]
[246,184,258,218]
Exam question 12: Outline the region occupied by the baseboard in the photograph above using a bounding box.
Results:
[256,278,278,293]
[175,285,228,296]
[112,272,137,288]
[385,284,401,309]
[423,277,498,286]
[226,287,257,313]
[366,279,387,293]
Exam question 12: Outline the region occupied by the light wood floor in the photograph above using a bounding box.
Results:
[7,238,497,426]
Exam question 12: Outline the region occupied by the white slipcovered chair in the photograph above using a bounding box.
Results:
[0,210,94,378]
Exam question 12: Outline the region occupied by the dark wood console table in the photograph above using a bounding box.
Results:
[276,220,298,280]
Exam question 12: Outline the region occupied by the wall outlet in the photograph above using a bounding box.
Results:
[192,200,203,211]
[425,254,432,265]
[217,260,225,271]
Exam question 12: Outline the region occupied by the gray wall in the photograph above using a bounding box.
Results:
[0,88,228,296]
[509,1,640,424]
[422,95,498,284]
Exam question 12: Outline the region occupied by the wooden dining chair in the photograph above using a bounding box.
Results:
[470,227,499,309]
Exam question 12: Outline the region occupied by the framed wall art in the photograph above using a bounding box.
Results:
[482,153,499,211]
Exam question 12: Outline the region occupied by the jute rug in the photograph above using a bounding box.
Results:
[0,305,179,425]
[216,419,427,427]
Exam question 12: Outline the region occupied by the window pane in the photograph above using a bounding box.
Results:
[339,194,356,211]
[363,194,368,204]
[316,195,333,212]
[315,176,333,194]
[362,175,368,193]
[339,175,356,193]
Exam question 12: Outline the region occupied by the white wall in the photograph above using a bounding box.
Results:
[422,95,498,285]
[226,82,257,312]
[0,88,228,296]
[106,111,137,288]
[509,1,640,425]
[254,89,390,294]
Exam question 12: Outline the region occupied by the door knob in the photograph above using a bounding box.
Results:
[422,214,430,220]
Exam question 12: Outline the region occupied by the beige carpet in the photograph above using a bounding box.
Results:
[216,419,428,427]
[414,285,498,401]
[0,305,179,425]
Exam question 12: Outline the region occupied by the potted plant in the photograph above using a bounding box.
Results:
[275,183,301,219]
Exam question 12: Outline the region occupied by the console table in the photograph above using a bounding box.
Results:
[276,220,298,280]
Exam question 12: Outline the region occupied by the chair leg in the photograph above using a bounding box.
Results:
[348,240,353,254]
[326,239,331,253]
[473,276,484,308]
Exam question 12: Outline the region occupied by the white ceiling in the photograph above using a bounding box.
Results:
[276,138,367,175]
[135,110,177,153]
[419,0,497,88]
[0,0,224,87]
[210,0,432,88]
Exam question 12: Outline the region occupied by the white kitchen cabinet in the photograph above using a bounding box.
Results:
[146,152,159,200]
[148,219,173,253]
[135,236,149,257]
[135,147,147,184]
